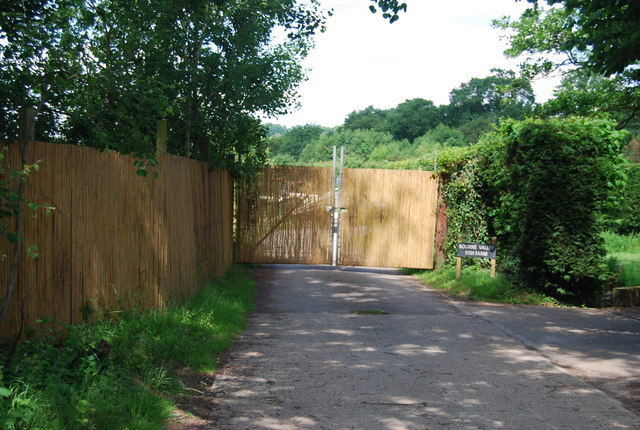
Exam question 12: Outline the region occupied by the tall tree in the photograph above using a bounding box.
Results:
[269,124,325,161]
[446,69,535,127]
[494,0,640,124]
[0,0,86,141]
[539,69,640,130]
[385,98,442,143]
[342,106,389,132]
[1,0,326,175]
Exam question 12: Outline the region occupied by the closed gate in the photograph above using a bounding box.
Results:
[235,166,438,269]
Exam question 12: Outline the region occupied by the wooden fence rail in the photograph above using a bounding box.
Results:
[0,141,233,338]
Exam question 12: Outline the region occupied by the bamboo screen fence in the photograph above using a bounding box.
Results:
[236,166,334,265]
[340,168,439,269]
[0,141,233,338]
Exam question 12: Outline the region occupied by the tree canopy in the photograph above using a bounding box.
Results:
[0,0,326,175]
[498,0,640,78]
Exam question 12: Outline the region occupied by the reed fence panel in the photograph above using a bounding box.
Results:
[0,141,233,337]
[235,166,334,264]
[340,168,438,269]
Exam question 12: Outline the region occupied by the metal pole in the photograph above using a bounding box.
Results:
[332,146,338,266]
[334,146,345,266]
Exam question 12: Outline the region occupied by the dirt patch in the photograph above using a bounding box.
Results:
[165,368,220,430]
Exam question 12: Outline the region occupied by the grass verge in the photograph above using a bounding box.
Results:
[0,264,255,430]
[413,267,561,306]
[603,231,640,287]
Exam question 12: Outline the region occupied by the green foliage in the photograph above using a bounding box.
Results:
[269,124,326,162]
[0,265,255,429]
[445,69,535,128]
[603,163,640,234]
[540,0,640,77]
[416,267,560,306]
[384,98,443,143]
[602,231,640,254]
[481,117,627,304]
[0,0,326,174]
[495,1,640,125]
[538,69,640,130]
[368,0,407,24]
[414,124,467,152]
[439,156,491,266]
[299,128,396,167]
[603,231,640,288]
[342,106,389,132]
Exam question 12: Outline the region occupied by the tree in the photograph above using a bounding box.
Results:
[538,69,640,130]
[445,69,535,127]
[300,129,395,167]
[0,0,86,142]
[269,124,325,161]
[342,106,389,132]
[385,98,442,143]
[495,1,640,122]
[534,0,640,77]
[368,0,407,24]
[1,0,326,175]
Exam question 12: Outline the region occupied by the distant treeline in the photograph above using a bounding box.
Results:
[266,68,640,170]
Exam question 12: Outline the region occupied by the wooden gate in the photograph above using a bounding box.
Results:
[235,166,438,269]
[339,169,438,269]
[235,166,334,264]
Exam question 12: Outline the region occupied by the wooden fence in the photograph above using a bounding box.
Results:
[0,141,233,338]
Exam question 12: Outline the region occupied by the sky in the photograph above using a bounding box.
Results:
[272,0,561,128]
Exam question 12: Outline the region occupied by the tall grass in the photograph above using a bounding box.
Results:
[602,231,640,253]
[0,265,255,430]
[603,231,640,287]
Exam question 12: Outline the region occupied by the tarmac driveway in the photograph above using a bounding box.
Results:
[194,265,640,429]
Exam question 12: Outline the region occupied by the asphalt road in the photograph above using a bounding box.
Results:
[201,265,640,429]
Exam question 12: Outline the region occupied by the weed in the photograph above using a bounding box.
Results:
[416,267,560,306]
[0,264,256,429]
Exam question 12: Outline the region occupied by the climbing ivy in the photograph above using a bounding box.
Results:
[437,117,627,305]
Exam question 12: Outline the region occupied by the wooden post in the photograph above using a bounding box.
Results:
[490,236,497,279]
[434,180,448,271]
[455,234,462,280]
[156,119,168,153]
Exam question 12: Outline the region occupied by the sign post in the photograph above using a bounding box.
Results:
[455,236,498,280]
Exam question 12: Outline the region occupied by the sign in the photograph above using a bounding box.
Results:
[456,242,496,259]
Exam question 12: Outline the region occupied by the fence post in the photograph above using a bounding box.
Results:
[455,234,462,280]
[156,119,168,153]
[434,180,447,271]
[490,236,497,279]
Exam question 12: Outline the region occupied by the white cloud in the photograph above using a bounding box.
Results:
[272,0,561,127]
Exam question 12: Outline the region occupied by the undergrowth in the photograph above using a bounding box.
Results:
[603,231,640,287]
[0,265,255,430]
[414,267,561,306]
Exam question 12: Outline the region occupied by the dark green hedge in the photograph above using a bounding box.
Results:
[439,117,627,305]
[605,163,640,234]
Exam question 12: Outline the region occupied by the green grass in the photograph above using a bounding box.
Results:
[0,264,255,430]
[602,231,640,253]
[603,231,640,287]
[414,267,561,306]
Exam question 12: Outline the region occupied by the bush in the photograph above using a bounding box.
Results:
[480,118,626,304]
[604,163,640,234]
